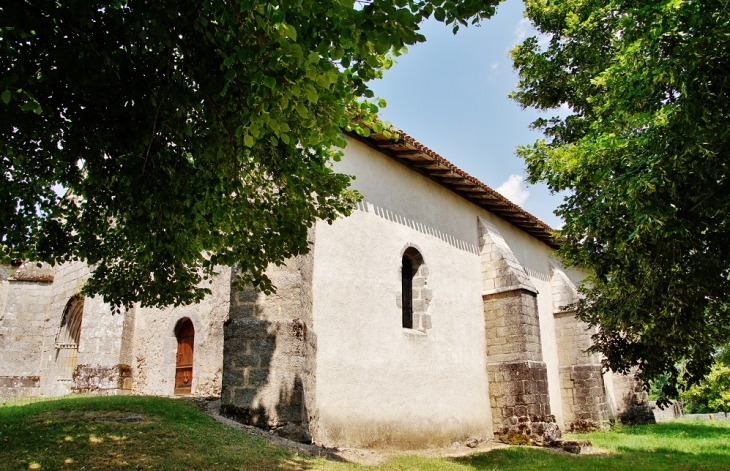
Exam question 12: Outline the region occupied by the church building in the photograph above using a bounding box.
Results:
[0,127,647,448]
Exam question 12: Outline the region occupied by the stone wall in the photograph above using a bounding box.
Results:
[650,401,683,421]
[73,364,133,394]
[554,312,608,430]
[611,371,656,425]
[0,280,54,380]
[221,243,316,443]
[0,376,40,402]
[484,290,543,364]
[0,260,230,400]
[480,218,555,443]
[558,364,607,430]
[36,262,129,397]
[308,199,492,449]
[549,262,608,431]
[487,360,551,420]
[484,289,555,444]
[131,267,230,397]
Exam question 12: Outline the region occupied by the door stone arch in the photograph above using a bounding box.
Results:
[174,318,195,395]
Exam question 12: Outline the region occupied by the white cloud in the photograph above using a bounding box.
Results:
[514,17,530,45]
[487,61,501,81]
[496,174,530,206]
[514,17,552,50]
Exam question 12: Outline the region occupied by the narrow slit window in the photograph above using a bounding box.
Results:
[402,256,414,329]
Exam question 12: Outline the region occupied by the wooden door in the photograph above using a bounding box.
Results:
[174,319,194,395]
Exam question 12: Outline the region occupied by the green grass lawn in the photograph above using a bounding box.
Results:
[1,396,729,470]
[0,395,306,470]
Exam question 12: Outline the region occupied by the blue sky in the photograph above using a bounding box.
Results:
[368,0,566,228]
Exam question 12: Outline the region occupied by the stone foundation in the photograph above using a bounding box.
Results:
[493,414,561,446]
[73,364,133,394]
[0,376,40,401]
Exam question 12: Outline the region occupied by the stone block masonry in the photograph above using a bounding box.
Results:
[0,280,54,380]
[559,365,607,431]
[221,229,316,443]
[73,364,133,394]
[554,311,608,430]
[479,218,556,444]
[483,289,556,444]
[0,376,40,401]
[483,290,542,364]
[550,263,609,431]
[487,360,551,421]
[612,370,656,425]
[221,318,306,426]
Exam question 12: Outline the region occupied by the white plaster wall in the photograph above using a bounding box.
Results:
[132,267,231,397]
[312,209,490,447]
[531,276,563,428]
[310,137,574,446]
[602,369,620,417]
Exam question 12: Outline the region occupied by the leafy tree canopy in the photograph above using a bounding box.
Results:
[1,0,498,309]
[511,0,730,400]
[682,358,730,417]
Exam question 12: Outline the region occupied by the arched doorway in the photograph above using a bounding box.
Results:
[174,318,195,395]
[56,295,84,380]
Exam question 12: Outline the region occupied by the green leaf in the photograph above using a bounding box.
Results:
[244,134,254,147]
[434,7,446,22]
[263,76,276,89]
[296,104,309,119]
[1,90,10,104]
[283,23,297,41]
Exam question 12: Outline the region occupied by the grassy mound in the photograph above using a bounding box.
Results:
[0,395,304,470]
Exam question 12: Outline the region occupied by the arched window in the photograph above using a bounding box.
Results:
[56,295,84,380]
[402,256,414,328]
[401,247,430,331]
[174,318,195,395]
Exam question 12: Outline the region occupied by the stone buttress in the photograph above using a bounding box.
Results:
[221,231,317,443]
[550,261,608,431]
[478,218,558,444]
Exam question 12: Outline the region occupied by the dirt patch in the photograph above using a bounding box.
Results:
[205,399,508,465]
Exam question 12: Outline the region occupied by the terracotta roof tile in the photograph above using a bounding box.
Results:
[345,127,561,249]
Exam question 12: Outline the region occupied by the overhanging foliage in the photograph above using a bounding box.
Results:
[1,0,499,308]
[511,0,730,399]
